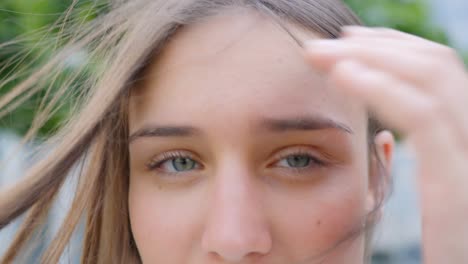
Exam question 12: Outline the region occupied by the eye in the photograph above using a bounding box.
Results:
[272,148,328,172]
[147,151,201,174]
[280,155,312,168]
[269,149,332,183]
[165,157,197,172]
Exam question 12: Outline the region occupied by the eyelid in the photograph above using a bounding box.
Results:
[268,146,326,166]
[147,146,328,172]
[146,150,201,171]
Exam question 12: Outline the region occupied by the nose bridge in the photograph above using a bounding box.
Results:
[201,155,272,261]
[212,162,259,228]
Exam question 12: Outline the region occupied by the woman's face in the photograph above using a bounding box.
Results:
[128,10,386,264]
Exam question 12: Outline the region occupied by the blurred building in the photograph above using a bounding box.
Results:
[371,144,421,264]
[0,132,82,263]
[0,132,25,258]
[430,0,468,50]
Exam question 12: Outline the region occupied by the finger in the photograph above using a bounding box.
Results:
[328,59,449,136]
[339,26,461,68]
[305,36,467,89]
[328,59,468,264]
[341,26,432,45]
[335,30,468,261]
[340,36,440,54]
[305,39,436,84]
[439,74,468,151]
[305,39,468,142]
[331,60,467,161]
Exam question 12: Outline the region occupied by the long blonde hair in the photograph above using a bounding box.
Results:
[0,1,388,263]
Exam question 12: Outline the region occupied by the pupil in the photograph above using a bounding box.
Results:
[287,155,310,167]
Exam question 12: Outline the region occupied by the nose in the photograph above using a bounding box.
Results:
[201,165,272,262]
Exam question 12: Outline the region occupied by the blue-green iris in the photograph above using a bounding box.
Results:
[286,155,311,168]
[172,157,196,171]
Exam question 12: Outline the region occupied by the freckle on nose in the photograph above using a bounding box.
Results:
[316,220,321,227]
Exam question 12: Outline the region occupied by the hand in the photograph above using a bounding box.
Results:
[305,26,468,264]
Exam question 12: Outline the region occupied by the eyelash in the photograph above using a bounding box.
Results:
[273,150,327,169]
[146,151,200,174]
[146,148,328,177]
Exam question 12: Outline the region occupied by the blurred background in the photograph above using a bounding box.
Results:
[0,0,467,263]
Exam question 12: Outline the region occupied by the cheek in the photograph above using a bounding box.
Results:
[127,165,369,262]
[128,178,206,262]
[269,169,368,259]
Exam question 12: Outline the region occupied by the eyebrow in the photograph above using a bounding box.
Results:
[129,126,199,143]
[129,116,353,144]
[260,116,353,134]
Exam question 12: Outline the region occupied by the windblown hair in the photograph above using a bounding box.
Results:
[0,0,389,263]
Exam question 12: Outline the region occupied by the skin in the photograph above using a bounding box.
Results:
[128,10,393,264]
[306,27,468,263]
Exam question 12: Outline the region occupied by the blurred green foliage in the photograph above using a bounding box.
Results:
[0,0,105,136]
[0,0,464,136]
[344,0,450,44]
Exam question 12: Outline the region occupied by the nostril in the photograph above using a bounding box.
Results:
[200,170,272,261]
[207,250,266,263]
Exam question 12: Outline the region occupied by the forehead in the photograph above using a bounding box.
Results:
[129,9,366,135]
